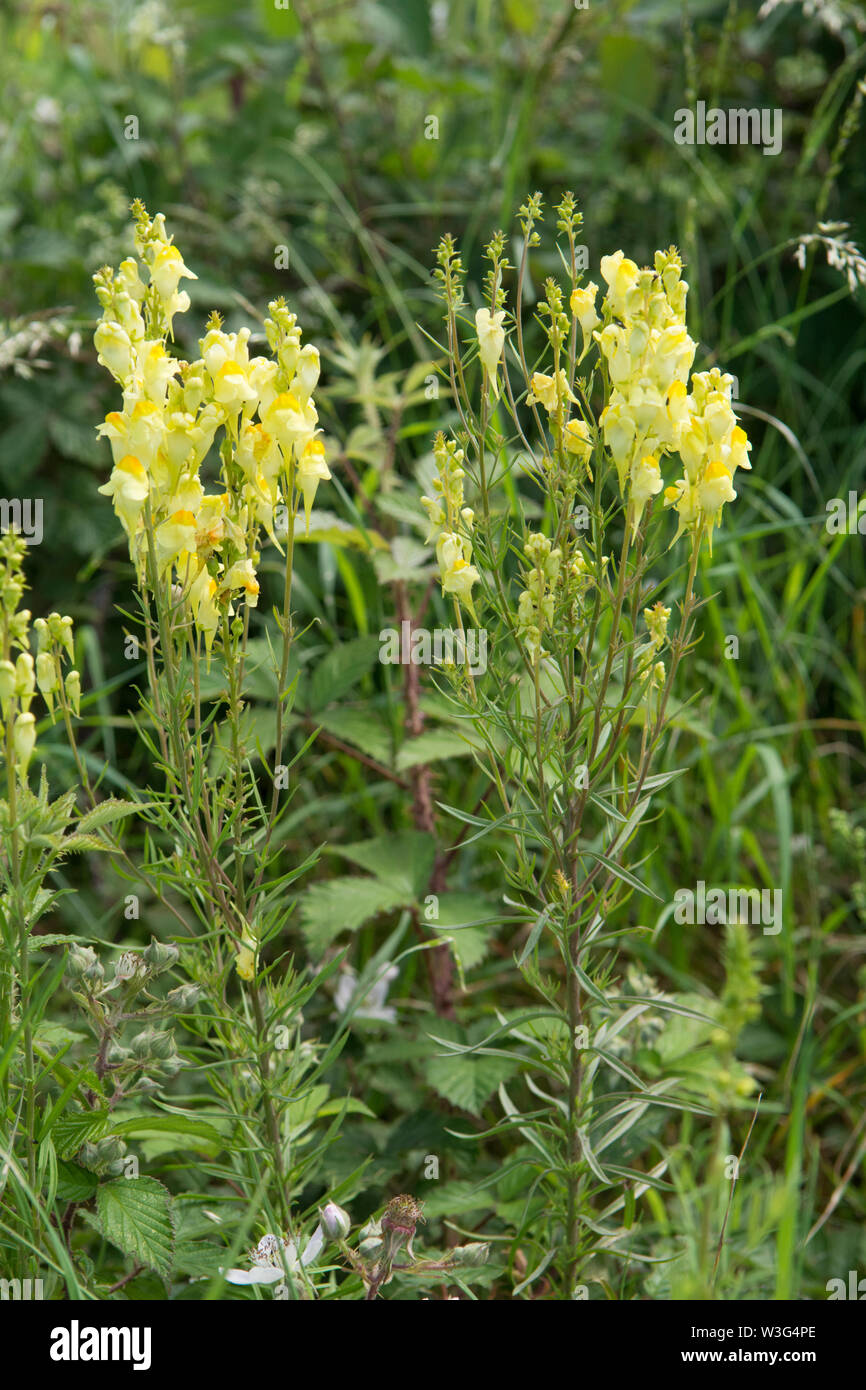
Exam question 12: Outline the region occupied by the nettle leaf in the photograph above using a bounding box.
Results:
[430,892,498,972]
[317,709,393,766]
[95,1176,175,1278]
[333,831,435,898]
[300,877,410,955]
[51,1106,109,1159]
[420,1179,496,1220]
[373,535,435,584]
[425,1024,519,1116]
[395,728,473,770]
[308,636,381,711]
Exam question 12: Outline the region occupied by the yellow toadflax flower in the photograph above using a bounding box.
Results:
[475,306,506,397]
[527,369,576,415]
[297,438,331,535]
[97,455,150,549]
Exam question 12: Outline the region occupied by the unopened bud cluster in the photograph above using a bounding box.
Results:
[0,532,80,779]
[65,935,194,1103]
[421,434,480,620]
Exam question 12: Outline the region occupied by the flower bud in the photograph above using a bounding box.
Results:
[320,1202,351,1242]
[0,659,16,712]
[114,951,146,983]
[142,937,180,974]
[83,956,105,984]
[130,1026,176,1060]
[93,1136,127,1167]
[380,1194,424,1260]
[66,943,99,980]
[65,669,81,716]
[164,983,203,1011]
[13,712,36,774]
[449,1241,490,1267]
[14,653,35,706]
[36,652,58,711]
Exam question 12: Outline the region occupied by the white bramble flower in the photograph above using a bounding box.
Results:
[221,1227,325,1285]
[335,962,399,1024]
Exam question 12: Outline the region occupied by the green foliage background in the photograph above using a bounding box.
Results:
[1,0,865,1299]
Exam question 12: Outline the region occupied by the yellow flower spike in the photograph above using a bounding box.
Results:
[297,438,331,535]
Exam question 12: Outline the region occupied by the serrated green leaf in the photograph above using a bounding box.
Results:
[396,728,472,770]
[317,709,393,765]
[300,877,410,955]
[55,1160,99,1204]
[426,1045,518,1116]
[333,831,434,898]
[51,1106,109,1159]
[429,892,496,972]
[308,636,381,711]
[95,1176,174,1278]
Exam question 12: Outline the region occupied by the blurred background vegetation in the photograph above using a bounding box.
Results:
[1,0,865,1297]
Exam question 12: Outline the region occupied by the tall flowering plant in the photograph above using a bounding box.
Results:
[424,192,752,1297]
[85,203,346,1276]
